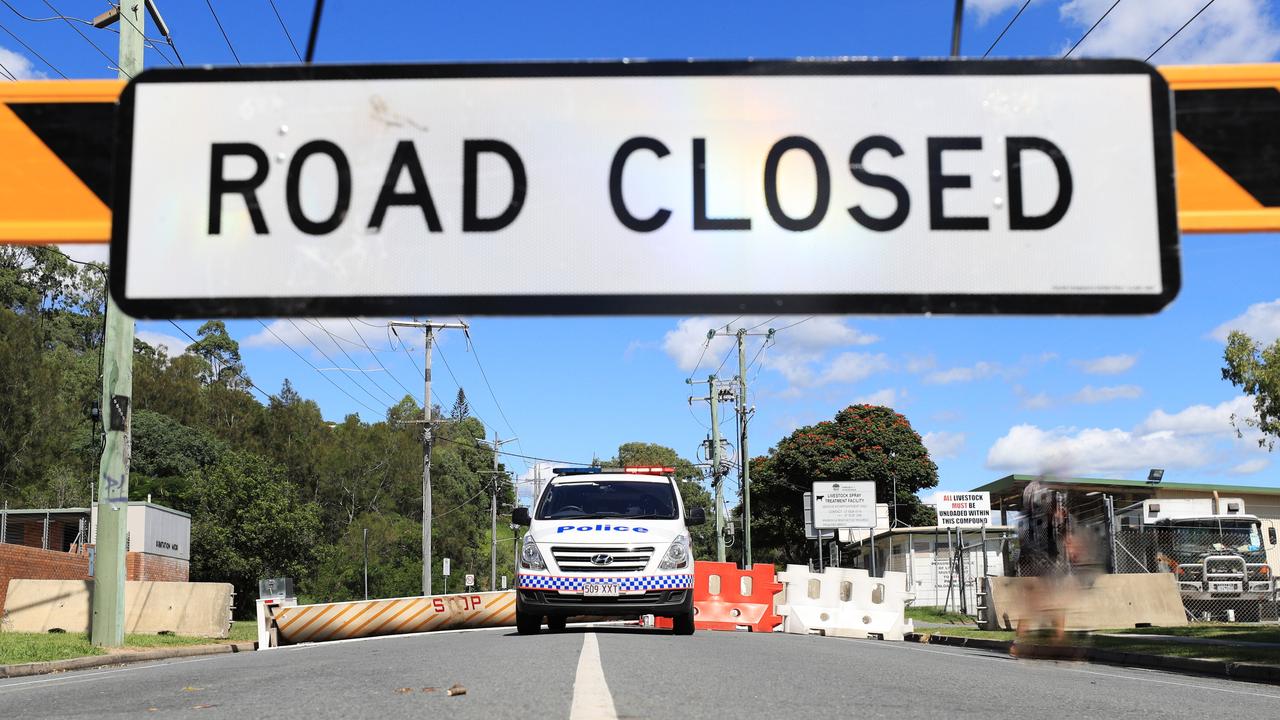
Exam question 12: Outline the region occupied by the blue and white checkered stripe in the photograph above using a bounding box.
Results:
[518,573,693,593]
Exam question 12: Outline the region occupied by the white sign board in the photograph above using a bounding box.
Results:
[812,481,877,529]
[442,557,451,576]
[803,492,835,540]
[937,492,992,528]
[465,573,475,587]
[110,60,1177,318]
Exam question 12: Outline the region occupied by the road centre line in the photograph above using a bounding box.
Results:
[839,637,1280,700]
[570,633,618,720]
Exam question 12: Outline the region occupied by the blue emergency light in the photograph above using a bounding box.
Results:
[552,467,603,475]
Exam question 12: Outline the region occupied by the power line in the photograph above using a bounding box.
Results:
[346,318,418,402]
[1063,0,1123,57]
[433,434,590,466]
[257,320,384,417]
[433,342,496,433]
[286,318,390,410]
[463,329,519,440]
[265,0,301,61]
[982,0,1032,58]
[111,1,175,67]
[40,0,123,75]
[773,316,814,332]
[686,336,712,382]
[0,61,15,80]
[0,18,67,78]
[745,316,777,332]
[1,1,94,25]
[204,0,241,64]
[165,321,274,402]
[304,0,324,63]
[303,319,399,404]
[1147,0,1216,61]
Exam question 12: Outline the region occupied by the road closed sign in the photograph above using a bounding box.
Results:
[110,60,1177,318]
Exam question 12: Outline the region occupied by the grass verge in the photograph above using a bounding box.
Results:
[0,620,255,666]
[905,607,975,625]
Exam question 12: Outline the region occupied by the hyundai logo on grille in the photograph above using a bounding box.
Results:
[590,554,615,566]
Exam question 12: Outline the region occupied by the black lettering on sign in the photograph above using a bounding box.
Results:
[208,143,270,235]
[1006,137,1073,230]
[286,140,351,235]
[763,136,830,232]
[928,137,988,231]
[848,135,909,232]
[462,139,527,232]
[693,138,751,230]
[368,140,442,232]
[609,137,672,232]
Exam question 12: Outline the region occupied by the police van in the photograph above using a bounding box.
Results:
[512,466,706,635]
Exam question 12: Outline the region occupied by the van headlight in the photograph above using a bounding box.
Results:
[659,535,691,569]
[521,536,546,570]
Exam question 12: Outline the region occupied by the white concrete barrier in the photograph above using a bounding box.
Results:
[2,579,234,637]
[775,565,915,640]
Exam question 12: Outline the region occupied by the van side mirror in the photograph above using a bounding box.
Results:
[512,507,531,526]
[686,507,706,526]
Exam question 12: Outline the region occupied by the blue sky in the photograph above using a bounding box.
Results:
[15,1,1280,504]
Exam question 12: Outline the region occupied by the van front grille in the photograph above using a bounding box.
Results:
[551,545,654,573]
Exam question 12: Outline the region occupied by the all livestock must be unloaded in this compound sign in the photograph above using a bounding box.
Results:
[936,492,992,528]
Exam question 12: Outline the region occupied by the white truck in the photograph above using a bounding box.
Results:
[1117,497,1274,621]
[512,466,706,635]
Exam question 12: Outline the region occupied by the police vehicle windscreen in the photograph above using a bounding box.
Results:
[537,480,678,520]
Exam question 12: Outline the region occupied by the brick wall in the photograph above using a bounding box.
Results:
[126,552,189,582]
[0,543,90,613]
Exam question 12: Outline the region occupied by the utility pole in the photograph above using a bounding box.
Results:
[479,431,517,590]
[950,0,965,57]
[709,325,773,568]
[88,0,173,649]
[389,320,468,596]
[689,374,730,562]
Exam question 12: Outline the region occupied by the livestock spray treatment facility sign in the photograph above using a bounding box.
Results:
[812,481,877,530]
[936,492,992,528]
[109,60,1177,319]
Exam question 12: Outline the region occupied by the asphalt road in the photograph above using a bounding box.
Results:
[2,626,1279,719]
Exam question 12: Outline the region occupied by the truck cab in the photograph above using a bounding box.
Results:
[1118,498,1273,620]
[512,466,705,635]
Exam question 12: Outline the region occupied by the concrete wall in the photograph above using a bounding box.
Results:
[0,543,90,613]
[2,579,234,638]
[983,573,1187,631]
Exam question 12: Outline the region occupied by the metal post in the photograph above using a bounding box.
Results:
[736,329,753,568]
[704,375,726,563]
[1105,494,1118,573]
[907,532,915,594]
[870,531,877,578]
[1,500,6,544]
[950,0,965,57]
[91,3,145,648]
[363,527,369,600]
[42,511,49,550]
[422,327,433,596]
[817,535,824,572]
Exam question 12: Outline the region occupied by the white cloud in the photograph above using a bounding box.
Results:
[905,355,936,374]
[986,424,1210,475]
[924,431,967,460]
[1021,391,1053,410]
[0,45,47,80]
[1059,0,1280,63]
[968,0,1033,24]
[1230,458,1270,475]
[1074,354,1137,375]
[924,361,1003,384]
[814,352,892,386]
[136,330,189,358]
[1211,299,1280,344]
[853,388,900,407]
[1136,396,1254,436]
[662,316,878,375]
[1071,384,1143,404]
[245,317,399,356]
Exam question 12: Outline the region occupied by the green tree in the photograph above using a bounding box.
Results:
[1222,330,1280,450]
[749,404,938,565]
[450,388,470,421]
[310,512,424,602]
[129,409,225,508]
[188,451,321,613]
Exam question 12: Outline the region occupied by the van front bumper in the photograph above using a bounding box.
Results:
[516,572,694,618]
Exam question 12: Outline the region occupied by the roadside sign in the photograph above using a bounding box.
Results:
[0,80,119,243]
[500,575,507,590]
[464,573,475,588]
[109,59,1179,318]
[803,492,835,540]
[442,557,451,576]
[812,481,877,530]
[936,492,992,528]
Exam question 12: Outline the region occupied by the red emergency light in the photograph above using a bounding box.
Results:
[623,466,676,475]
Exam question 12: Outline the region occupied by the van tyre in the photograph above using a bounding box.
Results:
[672,613,695,636]
[516,609,542,635]
[546,616,567,632]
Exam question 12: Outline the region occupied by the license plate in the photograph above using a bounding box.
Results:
[1210,582,1241,592]
[582,583,620,597]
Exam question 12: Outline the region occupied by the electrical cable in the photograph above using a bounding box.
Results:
[166,321,274,401]
[257,320,384,416]
[304,319,399,404]
[346,318,418,402]
[286,318,389,410]
[0,18,67,77]
[1063,0,1123,57]
[1146,0,1216,61]
[265,0,301,61]
[982,0,1032,57]
[40,0,123,75]
[203,0,241,64]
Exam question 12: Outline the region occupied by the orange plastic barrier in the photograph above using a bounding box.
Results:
[656,561,782,632]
